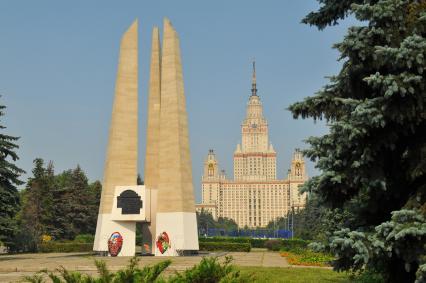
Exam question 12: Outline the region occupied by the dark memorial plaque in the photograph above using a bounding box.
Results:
[117,190,143,214]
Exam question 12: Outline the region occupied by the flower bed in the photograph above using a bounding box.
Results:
[280,251,334,267]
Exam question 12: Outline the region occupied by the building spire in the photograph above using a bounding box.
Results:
[251,59,257,96]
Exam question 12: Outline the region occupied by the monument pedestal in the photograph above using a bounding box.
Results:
[93,215,136,256]
[155,212,199,256]
[94,185,149,257]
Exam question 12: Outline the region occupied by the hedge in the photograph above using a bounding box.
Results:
[199,237,264,248]
[39,237,306,253]
[199,237,309,251]
[39,242,93,253]
[264,240,281,251]
[280,239,309,252]
[74,234,95,243]
[199,242,251,252]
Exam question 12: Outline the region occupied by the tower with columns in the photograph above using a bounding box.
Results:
[234,62,277,181]
[197,62,308,228]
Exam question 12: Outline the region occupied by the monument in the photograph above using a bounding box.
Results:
[155,19,199,256]
[93,18,199,257]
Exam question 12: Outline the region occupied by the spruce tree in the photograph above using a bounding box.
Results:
[46,169,70,240]
[290,0,426,281]
[51,168,100,239]
[18,159,60,250]
[63,166,94,238]
[39,161,57,238]
[0,103,25,249]
[87,180,101,234]
[20,158,47,251]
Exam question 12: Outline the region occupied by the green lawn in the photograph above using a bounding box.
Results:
[238,266,351,283]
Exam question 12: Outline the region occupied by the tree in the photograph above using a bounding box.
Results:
[40,161,58,238]
[40,165,101,240]
[196,210,238,235]
[16,162,101,250]
[290,1,426,282]
[18,158,53,251]
[52,168,75,240]
[266,216,287,230]
[59,166,99,239]
[87,180,102,234]
[216,217,238,231]
[266,196,327,240]
[196,209,217,235]
[0,103,25,249]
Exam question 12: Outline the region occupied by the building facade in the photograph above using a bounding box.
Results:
[196,63,308,228]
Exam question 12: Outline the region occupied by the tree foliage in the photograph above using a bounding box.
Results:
[0,103,25,248]
[266,196,328,240]
[58,166,100,239]
[17,159,55,251]
[196,209,238,234]
[291,0,426,282]
[15,159,101,251]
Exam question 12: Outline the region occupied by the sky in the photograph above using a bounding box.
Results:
[0,1,356,202]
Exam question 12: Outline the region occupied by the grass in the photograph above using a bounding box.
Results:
[239,266,351,283]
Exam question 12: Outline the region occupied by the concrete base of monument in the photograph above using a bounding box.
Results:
[154,212,199,256]
[93,214,136,257]
[93,185,150,257]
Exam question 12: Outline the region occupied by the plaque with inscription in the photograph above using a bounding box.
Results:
[117,190,143,214]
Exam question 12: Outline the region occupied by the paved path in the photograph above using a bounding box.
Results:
[0,251,288,282]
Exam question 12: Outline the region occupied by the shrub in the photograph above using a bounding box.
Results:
[199,237,269,248]
[350,270,385,283]
[167,256,251,283]
[280,239,309,252]
[199,242,251,252]
[199,237,310,250]
[41,235,52,243]
[249,238,268,248]
[264,240,281,251]
[112,256,171,283]
[199,237,251,244]
[39,242,93,253]
[198,237,268,248]
[24,256,171,283]
[73,234,94,243]
[23,256,252,283]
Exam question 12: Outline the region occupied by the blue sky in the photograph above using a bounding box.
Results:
[0,1,355,202]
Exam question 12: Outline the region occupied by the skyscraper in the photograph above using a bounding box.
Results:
[196,62,308,228]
